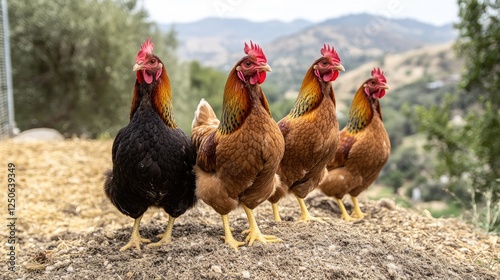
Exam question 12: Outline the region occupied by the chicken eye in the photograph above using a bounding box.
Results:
[245,61,251,67]
[322,61,328,66]
[150,59,156,64]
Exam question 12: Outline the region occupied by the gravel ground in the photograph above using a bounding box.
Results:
[0,139,498,279]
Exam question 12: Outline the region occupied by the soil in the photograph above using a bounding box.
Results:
[0,139,498,279]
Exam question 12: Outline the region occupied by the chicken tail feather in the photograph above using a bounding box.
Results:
[191,99,219,149]
[192,98,219,129]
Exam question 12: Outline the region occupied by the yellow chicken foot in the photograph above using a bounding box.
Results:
[220,214,245,251]
[336,198,355,221]
[148,215,175,248]
[242,205,281,246]
[272,203,282,222]
[350,196,366,219]
[295,194,329,223]
[120,215,151,251]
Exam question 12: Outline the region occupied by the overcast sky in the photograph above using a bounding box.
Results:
[142,0,459,26]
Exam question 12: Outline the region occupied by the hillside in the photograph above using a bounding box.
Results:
[1,139,497,279]
[273,42,462,116]
[160,18,313,67]
[264,14,456,96]
[331,42,463,111]
[164,14,455,71]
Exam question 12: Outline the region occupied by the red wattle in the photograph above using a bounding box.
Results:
[144,71,153,84]
[323,71,333,82]
[258,71,266,84]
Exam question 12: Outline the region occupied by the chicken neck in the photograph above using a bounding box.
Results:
[288,67,334,118]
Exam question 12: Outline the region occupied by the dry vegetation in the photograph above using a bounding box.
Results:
[0,139,498,279]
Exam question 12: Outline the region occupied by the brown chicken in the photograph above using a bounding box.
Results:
[191,41,285,250]
[319,68,391,221]
[268,44,344,222]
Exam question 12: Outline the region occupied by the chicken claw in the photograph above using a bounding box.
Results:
[350,197,366,219]
[242,205,282,246]
[148,215,175,248]
[221,214,245,251]
[295,195,329,223]
[120,215,151,251]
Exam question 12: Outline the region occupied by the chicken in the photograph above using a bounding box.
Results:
[268,44,344,222]
[104,38,197,251]
[319,67,391,221]
[191,41,284,251]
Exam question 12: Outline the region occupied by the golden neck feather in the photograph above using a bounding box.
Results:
[218,68,252,135]
[345,85,377,133]
[288,66,332,118]
[130,67,177,128]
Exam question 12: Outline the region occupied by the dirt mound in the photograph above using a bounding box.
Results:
[0,139,498,279]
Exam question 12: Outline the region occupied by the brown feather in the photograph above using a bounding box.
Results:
[319,80,391,200]
[269,60,339,203]
[192,61,284,215]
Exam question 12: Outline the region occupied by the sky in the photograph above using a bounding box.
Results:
[142,0,459,26]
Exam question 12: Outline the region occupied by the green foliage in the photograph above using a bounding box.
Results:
[455,0,500,105]
[428,202,462,218]
[413,0,500,232]
[182,61,227,127]
[9,0,158,137]
[8,0,228,136]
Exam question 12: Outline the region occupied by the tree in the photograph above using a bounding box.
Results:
[415,0,500,232]
[8,0,163,137]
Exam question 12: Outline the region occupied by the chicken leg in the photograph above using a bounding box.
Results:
[148,215,175,248]
[336,198,355,221]
[295,194,329,223]
[221,214,245,251]
[271,203,282,222]
[350,196,366,219]
[120,215,151,251]
[242,204,281,246]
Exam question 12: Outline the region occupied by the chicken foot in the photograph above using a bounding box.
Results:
[220,214,245,251]
[350,196,366,219]
[295,194,329,223]
[148,215,176,248]
[242,205,282,246]
[120,215,151,251]
[335,198,355,221]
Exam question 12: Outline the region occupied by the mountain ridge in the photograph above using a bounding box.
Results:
[160,13,456,70]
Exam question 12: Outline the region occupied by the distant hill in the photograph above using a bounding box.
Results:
[262,14,456,93]
[160,18,313,66]
[162,13,456,72]
[331,43,462,111]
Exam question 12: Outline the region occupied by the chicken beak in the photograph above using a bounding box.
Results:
[133,63,143,72]
[334,64,345,72]
[259,64,272,72]
[380,84,390,90]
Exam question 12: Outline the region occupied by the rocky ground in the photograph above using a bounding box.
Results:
[0,139,498,279]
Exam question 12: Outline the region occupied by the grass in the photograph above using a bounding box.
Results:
[427,202,462,218]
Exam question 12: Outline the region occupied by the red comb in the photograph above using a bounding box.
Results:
[136,38,154,64]
[321,44,341,64]
[371,67,387,83]
[244,41,267,64]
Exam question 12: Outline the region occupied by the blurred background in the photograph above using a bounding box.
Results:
[0,0,498,232]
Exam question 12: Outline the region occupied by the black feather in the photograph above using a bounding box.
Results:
[104,101,197,219]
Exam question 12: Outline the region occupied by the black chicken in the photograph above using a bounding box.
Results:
[105,38,197,251]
